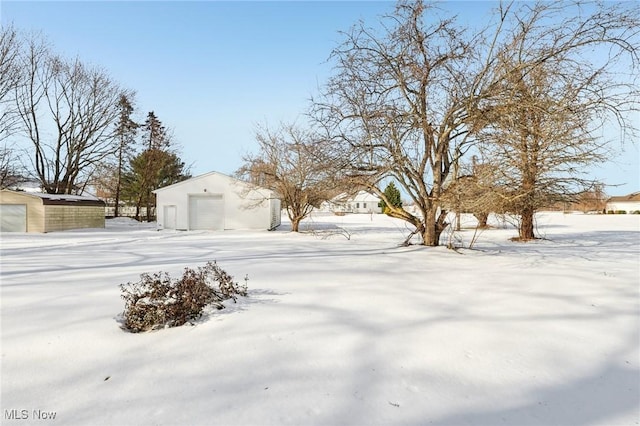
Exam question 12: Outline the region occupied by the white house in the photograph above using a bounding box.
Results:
[153,171,281,231]
[606,192,640,213]
[321,190,383,214]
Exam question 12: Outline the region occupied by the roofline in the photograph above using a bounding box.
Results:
[606,191,640,202]
[152,170,276,196]
[0,189,105,206]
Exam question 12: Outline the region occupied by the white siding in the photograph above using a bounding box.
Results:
[606,201,640,213]
[269,198,282,230]
[155,172,280,231]
[163,205,177,229]
[322,191,383,214]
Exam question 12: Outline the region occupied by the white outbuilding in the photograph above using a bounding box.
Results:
[153,171,281,231]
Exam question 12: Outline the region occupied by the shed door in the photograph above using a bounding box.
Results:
[0,204,27,232]
[189,195,224,230]
[163,205,177,230]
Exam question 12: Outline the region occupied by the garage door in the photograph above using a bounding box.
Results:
[189,195,224,230]
[1,204,27,232]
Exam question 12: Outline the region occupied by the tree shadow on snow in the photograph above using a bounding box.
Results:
[425,362,639,426]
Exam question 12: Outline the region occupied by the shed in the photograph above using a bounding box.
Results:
[0,190,106,233]
[153,171,281,231]
[606,192,640,213]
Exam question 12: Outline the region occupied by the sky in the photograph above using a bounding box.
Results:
[1,1,638,196]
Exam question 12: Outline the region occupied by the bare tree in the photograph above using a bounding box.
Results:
[91,161,118,204]
[14,35,124,194]
[0,25,27,187]
[313,1,488,246]
[442,158,507,229]
[573,185,607,213]
[238,123,334,232]
[0,24,21,141]
[475,1,639,240]
[315,0,638,245]
[0,144,26,188]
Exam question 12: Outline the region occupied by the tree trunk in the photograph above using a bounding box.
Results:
[114,188,120,217]
[422,207,448,246]
[114,154,122,217]
[519,173,536,240]
[291,217,301,232]
[519,207,535,240]
[474,212,489,228]
[135,195,143,221]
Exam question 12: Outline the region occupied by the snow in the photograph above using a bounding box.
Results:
[1,212,639,426]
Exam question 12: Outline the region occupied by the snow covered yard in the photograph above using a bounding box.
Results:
[1,212,638,426]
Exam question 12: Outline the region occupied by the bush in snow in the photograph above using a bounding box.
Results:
[120,261,247,333]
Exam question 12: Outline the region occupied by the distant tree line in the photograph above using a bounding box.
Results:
[0,26,189,220]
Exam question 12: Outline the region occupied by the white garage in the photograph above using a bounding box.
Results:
[153,171,281,231]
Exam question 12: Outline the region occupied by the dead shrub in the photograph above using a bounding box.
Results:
[120,261,247,333]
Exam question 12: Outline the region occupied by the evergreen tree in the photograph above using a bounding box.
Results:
[141,111,169,150]
[131,111,173,220]
[379,182,402,214]
[113,93,138,217]
[122,148,190,221]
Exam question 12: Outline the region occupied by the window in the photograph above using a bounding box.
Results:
[356,203,360,208]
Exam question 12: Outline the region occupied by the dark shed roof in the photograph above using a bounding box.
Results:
[2,191,105,207]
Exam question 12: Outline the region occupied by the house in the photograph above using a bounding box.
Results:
[606,192,640,213]
[0,190,105,233]
[321,190,383,214]
[153,171,281,231]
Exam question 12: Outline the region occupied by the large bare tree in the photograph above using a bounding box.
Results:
[0,25,26,186]
[238,123,334,232]
[313,1,486,246]
[14,35,124,194]
[0,25,21,141]
[475,1,639,240]
[314,0,639,246]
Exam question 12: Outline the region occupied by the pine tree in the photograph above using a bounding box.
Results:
[122,149,190,221]
[113,93,138,217]
[124,112,189,221]
[379,182,402,214]
[141,111,169,150]
[138,111,168,220]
